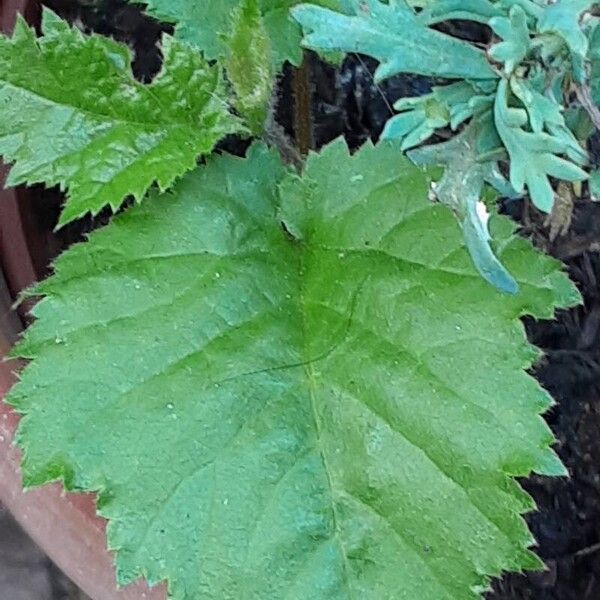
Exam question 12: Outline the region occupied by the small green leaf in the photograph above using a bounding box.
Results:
[382,95,450,150]
[9,139,580,599]
[292,0,497,81]
[382,81,495,150]
[494,78,588,213]
[0,9,239,225]
[489,5,531,74]
[225,0,273,134]
[537,0,596,82]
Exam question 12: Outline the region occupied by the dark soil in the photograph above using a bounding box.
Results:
[6,1,600,598]
[491,199,600,599]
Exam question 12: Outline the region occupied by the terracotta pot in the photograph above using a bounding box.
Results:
[0,2,166,598]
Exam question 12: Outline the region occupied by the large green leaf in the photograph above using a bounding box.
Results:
[292,0,497,81]
[8,140,579,599]
[128,0,339,67]
[0,9,238,226]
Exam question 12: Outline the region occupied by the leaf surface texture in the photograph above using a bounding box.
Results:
[129,0,339,67]
[292,0,497,80]
[9,141,579,599]
[0,10,238,225]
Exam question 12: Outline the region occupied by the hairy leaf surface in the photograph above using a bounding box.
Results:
[0,10,238,225]
[129,0,339,67]
[225,0,273,134]
[8,141,579,599]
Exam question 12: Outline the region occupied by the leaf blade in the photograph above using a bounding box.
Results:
[494,78,588,213]
[292,0,497,81]
[0,10,239,225]
[9,140,579,600]
[129,0,341,67]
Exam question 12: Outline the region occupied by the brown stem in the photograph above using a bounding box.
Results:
[264,82,303,171]
[293,53,314,156]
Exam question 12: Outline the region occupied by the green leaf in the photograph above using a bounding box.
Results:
[409,117,520,294]
[494,78,588,213]
[418,0,504,25]
[129,0,340,67]
[590,169,600,198]
[537,0,596,82]
[292,0,497,81]
[489,5,531,74]
[225,0,273,134]
[510,77,588,166]
[382,81,495,150]
[9,139,580,599]
[590,20,600,105]
[499,0,543,20]
[0,9,239,226]
[382,94,451,151]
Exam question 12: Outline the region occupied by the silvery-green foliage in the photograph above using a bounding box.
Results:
[294,0,599,292]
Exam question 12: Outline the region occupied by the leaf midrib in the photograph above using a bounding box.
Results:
[0,79,208,130]
[290,241,350,597]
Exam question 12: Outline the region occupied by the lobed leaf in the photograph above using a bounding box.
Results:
[382,81,495,150]
[494,79,588,213]
[489,5,531,74]
[8,139,580,600]
[0,9,239,226]
[292,0,497,81]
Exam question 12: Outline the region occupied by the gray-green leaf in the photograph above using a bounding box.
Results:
[494,78,588,212]
[382,81,495,150]
[410,118,520,294]
[537,0,596,82]
[292,0,497,81]
[489,5,531,74]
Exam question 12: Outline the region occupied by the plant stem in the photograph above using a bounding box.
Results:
[264,81,303,170]
[293,53,314,155]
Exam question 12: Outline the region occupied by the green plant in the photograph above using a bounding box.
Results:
[294,0,599,292]
[0,2,592,599]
